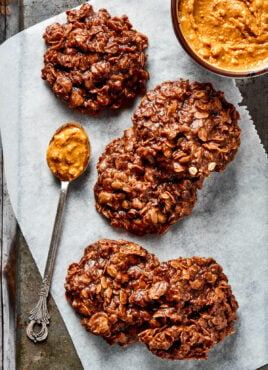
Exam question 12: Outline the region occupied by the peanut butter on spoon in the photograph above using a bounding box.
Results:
[47,122,90,182]
[26,122,90,343]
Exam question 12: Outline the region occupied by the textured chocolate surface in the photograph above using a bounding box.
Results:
[135,257,238,360]
[65,240,238,360]
[95,128,202,235]
[132,80,240,179]
[95,79,240,235]
[65,239,159,346]
[42,3,149,114]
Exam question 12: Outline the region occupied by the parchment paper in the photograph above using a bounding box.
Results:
[0,1,268,369]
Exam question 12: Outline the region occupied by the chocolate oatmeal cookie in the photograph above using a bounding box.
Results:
[133,257,238,360]
[42,3,149,114]
[95,129,202,235]
[132,80,240,179]
[65,239,159,346]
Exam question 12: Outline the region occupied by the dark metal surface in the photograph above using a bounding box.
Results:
[16,232,83,370]
[237,76,268,152]
[0,1,267,369]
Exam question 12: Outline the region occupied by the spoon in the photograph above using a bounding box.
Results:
[26,122,90,343]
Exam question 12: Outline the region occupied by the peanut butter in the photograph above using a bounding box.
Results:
[47,123,90,182]
[178,0,268,71]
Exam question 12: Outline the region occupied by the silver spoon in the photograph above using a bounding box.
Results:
[26,122,90,343]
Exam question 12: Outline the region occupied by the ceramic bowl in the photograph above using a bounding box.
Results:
[171,0,268,78]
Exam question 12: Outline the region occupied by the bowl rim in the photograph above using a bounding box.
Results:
[170,0,268,78]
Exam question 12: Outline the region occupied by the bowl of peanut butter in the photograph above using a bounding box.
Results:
[171,0,268,77]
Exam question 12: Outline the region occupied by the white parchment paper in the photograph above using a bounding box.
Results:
[0,1,268,369]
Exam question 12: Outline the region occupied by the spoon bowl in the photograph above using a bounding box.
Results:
[47,122,90,182]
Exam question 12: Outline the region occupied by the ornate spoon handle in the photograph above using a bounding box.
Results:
[26,181,69,343]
